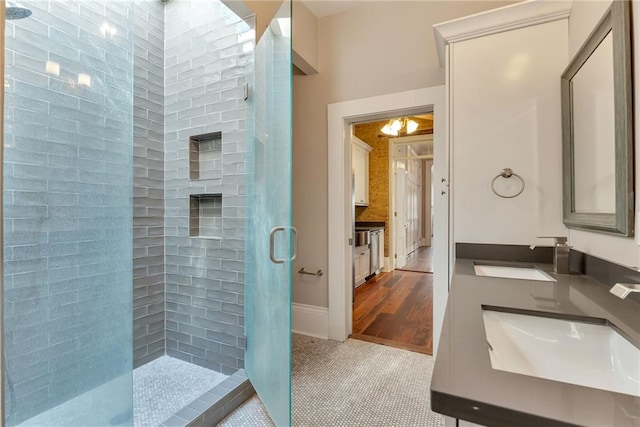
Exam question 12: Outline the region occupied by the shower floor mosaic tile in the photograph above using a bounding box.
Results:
[133,356,228,427]
[16,356,227,427]
[218,334,445,427]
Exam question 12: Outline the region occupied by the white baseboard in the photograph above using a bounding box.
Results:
[292,303,329,339]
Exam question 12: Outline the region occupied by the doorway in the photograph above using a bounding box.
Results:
[393,134,434,274]
[349,115,436,355]
[327,87,449,357]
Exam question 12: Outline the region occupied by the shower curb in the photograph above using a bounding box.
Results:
[160,369,255,427]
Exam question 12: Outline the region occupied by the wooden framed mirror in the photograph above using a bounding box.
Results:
[561,0,634,236]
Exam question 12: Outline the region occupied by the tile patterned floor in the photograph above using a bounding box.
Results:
[218,334,445,426]
[134,356,228,427]
[216,395,274,427]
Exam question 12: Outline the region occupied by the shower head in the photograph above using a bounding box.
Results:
[5,1,32,20]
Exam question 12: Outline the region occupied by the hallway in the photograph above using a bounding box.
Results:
[398,246,434,273]
[352,270,433,355]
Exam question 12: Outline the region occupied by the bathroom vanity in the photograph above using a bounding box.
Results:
[431,252,640,427]
[431,0,640,425]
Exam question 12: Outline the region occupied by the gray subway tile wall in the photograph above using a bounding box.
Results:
[3,0,134,424]
[133,0,166,369]
[163,0,250,374]
[3,0,251,422]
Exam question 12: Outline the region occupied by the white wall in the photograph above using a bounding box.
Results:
[568,1,611,56]
[292,1,513,308]
[566,0,640,269]
[452,20,568,245]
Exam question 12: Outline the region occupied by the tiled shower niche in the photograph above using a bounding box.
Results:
[190,194,223,238]
[190,132,222,181]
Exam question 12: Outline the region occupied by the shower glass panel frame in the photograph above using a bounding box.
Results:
[1,0,263,425]
[2,1,134,425]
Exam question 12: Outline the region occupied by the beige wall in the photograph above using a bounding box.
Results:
[568,1,611,57]
[293,1,319,73]
[292,1,514,308]
[222,0,283,40]
[566,0,640,268]
[244,0,283,40]
[228,0,318,72]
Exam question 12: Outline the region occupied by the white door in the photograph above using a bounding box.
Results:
[394,162,408,268]
[407,157,422,254]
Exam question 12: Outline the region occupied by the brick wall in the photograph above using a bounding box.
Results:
[354,120,391,256]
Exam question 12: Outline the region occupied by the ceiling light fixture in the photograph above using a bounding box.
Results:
[381,117,419,136]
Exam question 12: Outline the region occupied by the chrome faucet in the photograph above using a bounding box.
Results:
[610,283,640,299]
[535,236,571,274]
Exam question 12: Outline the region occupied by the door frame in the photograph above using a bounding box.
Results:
[393,161,408,269]
[388,134,434,270]
[327,86,448,353]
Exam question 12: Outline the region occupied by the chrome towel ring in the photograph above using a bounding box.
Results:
[491,168,525,198]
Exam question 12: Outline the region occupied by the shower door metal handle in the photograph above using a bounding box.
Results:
[270,226,298,264]
[270,226,285,264]
[291,227,298,262]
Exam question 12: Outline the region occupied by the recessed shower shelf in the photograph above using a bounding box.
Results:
[189,194,223,238]
[189,131,222,181]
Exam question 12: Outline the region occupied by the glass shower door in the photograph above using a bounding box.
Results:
[244,1,292,426]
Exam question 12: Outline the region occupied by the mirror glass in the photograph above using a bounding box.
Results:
[561,0,633,236]
[572,32,615,214]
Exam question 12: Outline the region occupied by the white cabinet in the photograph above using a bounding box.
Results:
[378,229,384,270]
[354,246,370,285]
[352,136,372,206]
[354,250,362,283]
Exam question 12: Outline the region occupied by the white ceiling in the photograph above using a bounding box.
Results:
[302,0,362,18]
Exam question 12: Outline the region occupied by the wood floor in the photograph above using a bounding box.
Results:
[397,246,433,273]
[352,270,433,355]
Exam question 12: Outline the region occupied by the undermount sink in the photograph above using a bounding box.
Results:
[474,264,556,282]
[482,309,640,397]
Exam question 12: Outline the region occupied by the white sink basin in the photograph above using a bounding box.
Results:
[474,264,556,282]
[482,309,640,396]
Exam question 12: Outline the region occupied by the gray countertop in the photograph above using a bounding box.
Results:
[355,221,385,232]
[354,226,385,232]
[431,259,640,427]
